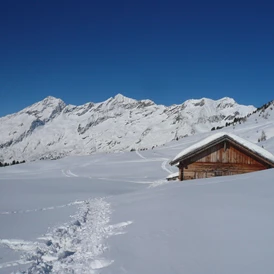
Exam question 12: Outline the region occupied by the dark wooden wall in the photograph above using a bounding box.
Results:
[179,141,268,180]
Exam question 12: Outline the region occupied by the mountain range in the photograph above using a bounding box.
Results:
[0,94,257,162]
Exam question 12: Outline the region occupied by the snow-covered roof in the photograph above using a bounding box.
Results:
[170,132,274,166]
[166,172,179,179]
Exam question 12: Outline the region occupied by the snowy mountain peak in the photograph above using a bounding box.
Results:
[184,97,235,106]
[219,96,236,103]
[43,95,61,102]
[114,93,128,100]
[216,97,237,109]
[24,96,66,111]
[20,96,66,121]
[112,93,137,104]
[0,95,257,162]
[183,98,207,107]
[34,96,66,108]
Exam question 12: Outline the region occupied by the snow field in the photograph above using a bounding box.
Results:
[1,118,274,273]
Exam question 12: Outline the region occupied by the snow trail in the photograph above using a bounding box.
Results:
[67,170,79,177]
[135,150,146,159]
[61,169,79,177]
[161,159,173,174]
[0,200,84,215]
[0,198,132,273]
[61,169,70,177]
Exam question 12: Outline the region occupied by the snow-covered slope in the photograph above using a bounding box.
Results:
[1,122,274,273]
[0,94,255,162]
[211,100,274,148]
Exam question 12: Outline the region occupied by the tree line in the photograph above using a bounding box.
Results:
[0,160,26,167]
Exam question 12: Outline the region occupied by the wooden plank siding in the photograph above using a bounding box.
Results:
[178,141,269,181]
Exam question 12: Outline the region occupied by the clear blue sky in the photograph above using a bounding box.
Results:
[0,0,273,116]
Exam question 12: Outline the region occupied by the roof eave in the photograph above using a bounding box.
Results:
[170,135,274,167]
[170,135,228,166]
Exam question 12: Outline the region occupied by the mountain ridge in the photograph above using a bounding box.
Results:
[0,94,256,162]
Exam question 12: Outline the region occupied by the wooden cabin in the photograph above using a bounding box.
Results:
[169,132,274,181]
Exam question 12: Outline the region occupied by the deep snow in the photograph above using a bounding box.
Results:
[1,117,274,273]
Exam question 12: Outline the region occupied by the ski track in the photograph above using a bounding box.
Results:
[135,150,146,159]
[106,158,166,165]
[135,148,174,178]
[67,170,79,177]
[0,201,84,215]
[96,177,142,184]
[61,169,70,177]
[61,169,79,177]
[161,159,173,174]
[97,177,168,188]
[0,198,133,273]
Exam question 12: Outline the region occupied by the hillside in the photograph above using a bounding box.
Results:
[0,94,255,162]
[221,100,274,145]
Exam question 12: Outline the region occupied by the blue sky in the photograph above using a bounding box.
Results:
[0,0,273,116]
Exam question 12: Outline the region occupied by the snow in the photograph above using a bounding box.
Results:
[171,131,274,165]
[0,100,274,273]
[0,95,256,162]
[103,169,274,274]
[166,171,179,179]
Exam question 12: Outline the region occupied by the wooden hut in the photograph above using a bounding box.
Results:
[169,132,274,181]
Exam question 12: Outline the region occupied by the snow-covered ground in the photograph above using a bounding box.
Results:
[1,120,274,273]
